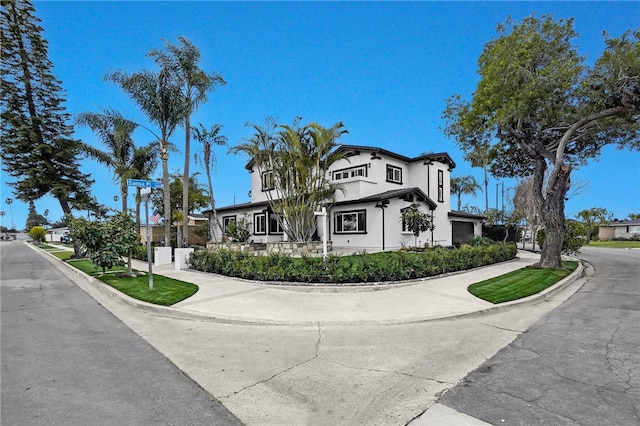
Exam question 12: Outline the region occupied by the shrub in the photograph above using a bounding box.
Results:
[189,243,517,283]
[28,226,47,244]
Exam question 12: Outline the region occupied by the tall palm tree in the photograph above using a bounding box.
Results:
[76,109,137,211]
[450,175,482,211]
[148,37,225,247]
[130,145,159,233]
[231,118,348,242]
[193,123,227,242]
[106,69,185,247]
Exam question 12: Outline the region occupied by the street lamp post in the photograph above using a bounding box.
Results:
[113,195,119,211]
[5,198,14,231]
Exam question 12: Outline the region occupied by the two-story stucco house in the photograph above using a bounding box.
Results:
[212,145,482,251]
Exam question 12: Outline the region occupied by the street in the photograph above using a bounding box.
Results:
[440,246,640,425]
[0,241,241,425]
[4,242,636,425]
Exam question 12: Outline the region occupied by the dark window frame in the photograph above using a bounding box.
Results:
[254,212,266,235]
[386,164,402,184]
[332,164,368,181]
[261,170,275,191]
[222,215,237,234]
[268,212,284,235]
[334,209,367,234]
[437,169,444,203]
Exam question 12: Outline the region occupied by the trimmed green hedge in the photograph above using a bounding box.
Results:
[189,243,518,283]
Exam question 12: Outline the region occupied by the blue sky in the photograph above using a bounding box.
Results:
[2,1,639,230]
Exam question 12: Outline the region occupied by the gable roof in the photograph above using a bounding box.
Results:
[449,210,485,220]
[244,144,456,171]
[335,187,438,210]
[335,145,456,170]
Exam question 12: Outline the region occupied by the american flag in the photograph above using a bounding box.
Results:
[150,210,161,224]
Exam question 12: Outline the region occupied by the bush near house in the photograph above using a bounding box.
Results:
[189,243,517,283]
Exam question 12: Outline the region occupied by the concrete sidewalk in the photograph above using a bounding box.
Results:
[32,243,585,426]
[123,249,569,326]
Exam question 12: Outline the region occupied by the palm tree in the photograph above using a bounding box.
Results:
[76,109,137,211]
[130,145,159,234]
[193,123,227,242]
[148,37,225,247]
[450,175,482,211]
[230,118,348,242]
[105,69,185,247]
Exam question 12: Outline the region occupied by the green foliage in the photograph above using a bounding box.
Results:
[68,213,140,274]
[25,200,48,229]
[575,207,610,244]
[450,175,482,211]
[230,117,348,242]
[401,202,434,248]
[189,243,517,283]
[537,220,586,255]
[1,0,94,215]
[443,15,639,268]
[225,215,251,242]
[28,225,46,244]
[150,172,208,219]
[628,213,640,220]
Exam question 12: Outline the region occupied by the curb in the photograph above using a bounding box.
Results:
[31,243,586,327]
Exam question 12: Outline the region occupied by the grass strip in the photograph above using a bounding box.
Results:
[67,259,198,306]
[468,261,578,304]
[587,241,640,249]
[52,251,73,260]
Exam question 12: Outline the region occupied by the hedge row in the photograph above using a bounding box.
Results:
[188,243,518,284]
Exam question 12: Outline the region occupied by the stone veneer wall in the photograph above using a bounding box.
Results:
[206,242,267,253]
[206,241,332,256]
[266,241,332,256]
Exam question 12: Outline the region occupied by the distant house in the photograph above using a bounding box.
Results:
[46,227,69,242]
[598,219,640,240]
[139,214,209,246]
[208,145,483,251]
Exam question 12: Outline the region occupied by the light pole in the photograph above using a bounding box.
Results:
[5,198,14,231]
[113,195,119,211]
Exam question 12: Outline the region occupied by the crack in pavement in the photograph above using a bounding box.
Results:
[480,322,528,333]
[220,323,323,400]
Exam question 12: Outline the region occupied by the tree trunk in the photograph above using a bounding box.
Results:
[539,164,571,268]
[161,140,171,247]
[182,115,191,247]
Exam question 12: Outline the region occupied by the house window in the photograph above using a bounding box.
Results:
[254,213,266,234]
[437,170,444,203]
[386,165,402,184]
[334,210,366,233]
[332,164,368,181]
[222,215,236,234]
[261,170,275,191]
[268,213,284,235]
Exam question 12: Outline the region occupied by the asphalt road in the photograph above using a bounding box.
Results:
[440,246,640,425]
[0,241,242,426]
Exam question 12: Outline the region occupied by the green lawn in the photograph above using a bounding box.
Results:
[587,241,640,249]
[66,259,198,306]
[52,251,73,260]
[468,261,578,304]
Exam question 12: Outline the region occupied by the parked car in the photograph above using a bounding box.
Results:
[60,234,73,244]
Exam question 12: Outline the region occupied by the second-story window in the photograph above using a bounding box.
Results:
[438,169,444,202]
[261,170,275,191]
[332,164,367,181]
[386,165,402,184]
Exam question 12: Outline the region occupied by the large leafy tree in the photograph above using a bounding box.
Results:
[105,67,185,247]
[24,200,47,229]
[148,37,225,247]
[450,175,482,211]
[1,0,94,215]
[231,117,348,242]
[193,123,227,242]
[443,16,639,268]
[150,172,208,230]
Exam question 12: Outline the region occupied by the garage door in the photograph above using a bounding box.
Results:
[452,221,474,245]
